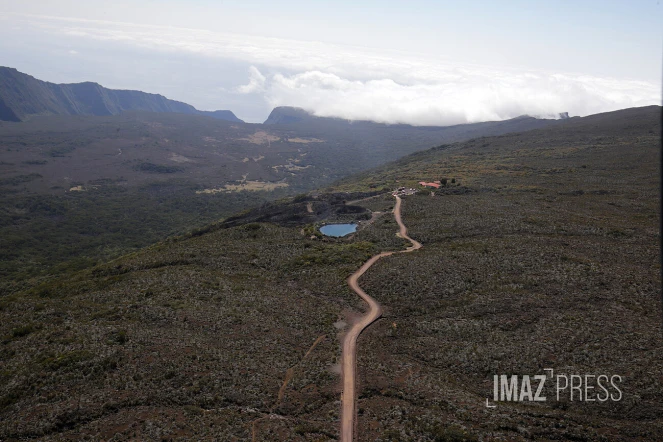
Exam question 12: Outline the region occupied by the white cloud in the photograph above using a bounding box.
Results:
[4,13,661,125]
[261,70,658,126]
[236,66,266,94]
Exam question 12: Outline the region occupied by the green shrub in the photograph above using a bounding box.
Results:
[39,350,92,371]
[133,162,182,174]
[0,173,42,186]
[11,325,34,338]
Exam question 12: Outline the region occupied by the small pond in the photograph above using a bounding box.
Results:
[320,223,357,237]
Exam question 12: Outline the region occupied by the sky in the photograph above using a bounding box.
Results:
[0,0,661,124]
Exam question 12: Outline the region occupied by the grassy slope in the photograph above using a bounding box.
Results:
[0,105,660,440]
[0,218,405,440]
[342,105,663,440]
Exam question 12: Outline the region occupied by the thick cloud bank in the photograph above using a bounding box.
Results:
[6,14,661,125]
[262,70,657,125]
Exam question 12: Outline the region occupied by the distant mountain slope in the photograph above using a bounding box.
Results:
[199,109,243,121]
[264,105,567,139]
[330,105,661,193]
[264,106,315,124]
[0,67,243,122]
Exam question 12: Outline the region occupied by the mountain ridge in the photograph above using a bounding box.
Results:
[263,105,572,127]
[263,106,317,124]
[0,67,243,123]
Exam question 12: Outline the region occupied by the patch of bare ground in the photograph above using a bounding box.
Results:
[195,180,289,193]
[240,131,280,145]
[169,153,195,163]
[287,137,325,144]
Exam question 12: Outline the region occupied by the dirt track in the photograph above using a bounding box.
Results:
[340,195,422,441]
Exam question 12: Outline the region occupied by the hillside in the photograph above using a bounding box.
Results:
[262,106,571,166]
[0,67,242,122]
[0,106,660,440]
[264,106,315,125]
[329,105,662,439]
[0,107,564,285]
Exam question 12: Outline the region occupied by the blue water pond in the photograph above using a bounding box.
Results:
[320,223,357,237]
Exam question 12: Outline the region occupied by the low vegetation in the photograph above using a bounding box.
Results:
[0,109,550,285]
[0,210,398,440]
[133,162,183,174]
[0,180,274,291]
[0,105,660,440]
[341,106,663,440]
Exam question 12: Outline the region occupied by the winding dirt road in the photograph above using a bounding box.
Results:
[340,195,422,441]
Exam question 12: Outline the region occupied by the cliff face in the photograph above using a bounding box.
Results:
[0,67,242,122]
